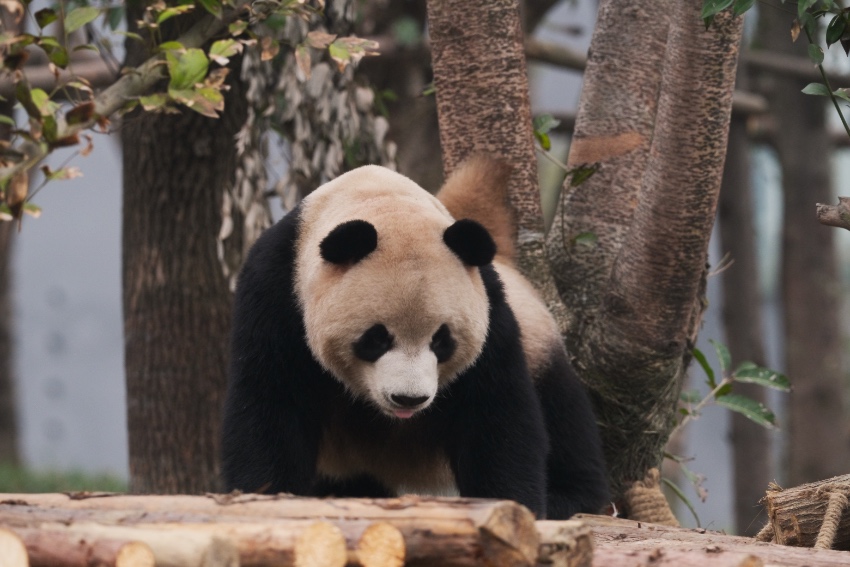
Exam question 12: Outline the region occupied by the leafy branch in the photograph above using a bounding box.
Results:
[0,0,379,222]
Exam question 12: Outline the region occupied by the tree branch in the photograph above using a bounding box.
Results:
[0,7,240,182]
[816,197,850,231]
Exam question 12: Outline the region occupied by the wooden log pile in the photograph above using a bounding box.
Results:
[2,493,850,566]
[0,492,538,567]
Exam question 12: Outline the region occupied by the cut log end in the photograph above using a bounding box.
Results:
[113,541,156,567]
[478,502,539,566]
[356,522,405,567]
[0,528,28,567]
[293,521,347,567]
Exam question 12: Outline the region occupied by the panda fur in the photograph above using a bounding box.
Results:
[221,157,609,519]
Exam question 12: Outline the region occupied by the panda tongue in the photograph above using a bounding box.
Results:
[393,409,415,419]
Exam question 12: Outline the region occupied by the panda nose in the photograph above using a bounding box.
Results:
[390,394,429,408]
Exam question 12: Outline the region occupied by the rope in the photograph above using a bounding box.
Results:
[624,468,680,526]
[814,490,849,550]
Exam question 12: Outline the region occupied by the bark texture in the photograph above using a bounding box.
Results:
[0,99,18,465]
[121,10,247,493]
[718,106,771,536]
[763,474,850,551]
[426,0,566,328]
[754,8,850,485]
[549,2,742,503]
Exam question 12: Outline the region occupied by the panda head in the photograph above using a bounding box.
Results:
[295,167,496,420]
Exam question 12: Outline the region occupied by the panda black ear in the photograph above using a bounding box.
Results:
[320,220,378,265]
[443,219,496,267]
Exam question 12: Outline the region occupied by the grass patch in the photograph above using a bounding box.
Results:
[0,461,127,493]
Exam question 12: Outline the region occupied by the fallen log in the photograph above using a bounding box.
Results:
[578,514,850,567]
[11,527,155,567]
[0,493,538,567]
[762,475,850,550]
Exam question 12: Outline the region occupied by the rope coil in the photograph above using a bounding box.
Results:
[624,468,680,527]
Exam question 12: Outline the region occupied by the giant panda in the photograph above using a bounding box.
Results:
[221,156,609,519]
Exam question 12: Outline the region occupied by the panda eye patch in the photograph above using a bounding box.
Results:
[430,324,457,363]
[353,324,394,362]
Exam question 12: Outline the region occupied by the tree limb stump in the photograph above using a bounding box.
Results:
[763,475,850,550]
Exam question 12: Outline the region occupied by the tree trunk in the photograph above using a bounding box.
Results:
[548,2,742,505]
[717,95,771,535]
[121,11,247,493]
[0,98,18,466]
[754,8,850,485]
[426,0,566,329]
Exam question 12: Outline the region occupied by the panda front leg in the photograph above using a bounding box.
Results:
[444,317,550,517]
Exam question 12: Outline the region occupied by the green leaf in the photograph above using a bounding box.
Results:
[827,14,847,46]
[732,0,754,16]
[29,88,49,115]
[159,41,186,52]
[808,43,824,65]
[692,347,716,389]
[534,131,552,151]
[64,6,100,34]
[228,20,248,36]
[107,7,124,31]
[709,339,731,374]
[568,163,599,187]
[0,114,15,127]
[209,39,241,65]
[139,93,170,111]
[661,477,701,527]
[680,389,702,404]
[700,0,734,20]
[533,114,560,136]
[196,0,222,18]
[40,42,69,68]
[798,0,818,19]
[15,83,40,119]
[156,5,194,25]
[834,88,850,103]
[733,365,791,391]
[716,393,777,429]
[802,82,831,96]
[166,48,209,91]
[34,8,57,29]
[714,382,733,398]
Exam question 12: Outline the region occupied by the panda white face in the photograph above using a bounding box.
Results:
[294,166,494,420]
[350,323,456,418]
